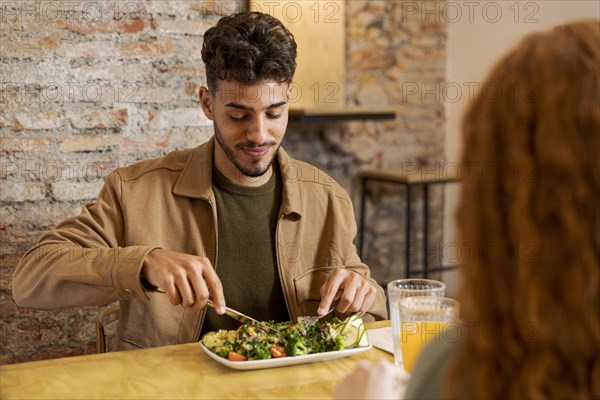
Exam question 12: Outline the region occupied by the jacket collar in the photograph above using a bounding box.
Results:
[172,137,216,200]
[277,146,302,217]
[172,136,302,217]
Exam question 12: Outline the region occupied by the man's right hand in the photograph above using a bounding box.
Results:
[141,249,225,314]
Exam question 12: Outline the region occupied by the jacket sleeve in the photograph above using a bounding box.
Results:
[340,192,389,321]
[13,170,160,309]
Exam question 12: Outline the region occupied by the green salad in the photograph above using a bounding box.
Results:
[201,314,369,362]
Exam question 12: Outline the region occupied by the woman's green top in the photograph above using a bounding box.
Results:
[404,334,468,399]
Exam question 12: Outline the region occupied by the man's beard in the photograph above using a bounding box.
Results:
[213,121,279,178]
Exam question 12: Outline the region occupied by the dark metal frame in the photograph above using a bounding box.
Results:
[358,175,459,279]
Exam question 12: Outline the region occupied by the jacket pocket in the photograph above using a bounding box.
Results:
[117,295,187,349]
[293,266,338,315]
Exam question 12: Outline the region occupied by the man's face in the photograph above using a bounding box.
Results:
[199,80,290,184]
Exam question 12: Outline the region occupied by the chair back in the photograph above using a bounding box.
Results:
[95,304,120,353]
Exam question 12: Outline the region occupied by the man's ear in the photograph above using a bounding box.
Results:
[199,86,214,120]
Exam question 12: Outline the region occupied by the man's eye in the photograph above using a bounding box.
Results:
[267,113,282,119]
[228,114,247,121]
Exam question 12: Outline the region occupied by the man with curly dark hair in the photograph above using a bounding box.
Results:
[14,12,387,349]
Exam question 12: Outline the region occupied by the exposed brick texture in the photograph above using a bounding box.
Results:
[0,137,52,153]
[60,20,146,35]
[9,112,61,131]
[66,109,129,130]
[1,0,447,364]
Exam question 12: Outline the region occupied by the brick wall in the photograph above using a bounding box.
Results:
[1,0,447,363]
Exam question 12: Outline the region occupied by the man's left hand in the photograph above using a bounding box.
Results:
[318,268,377,315]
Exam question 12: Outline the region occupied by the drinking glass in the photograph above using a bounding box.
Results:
[387,279,445,366]
[399,296,460,372]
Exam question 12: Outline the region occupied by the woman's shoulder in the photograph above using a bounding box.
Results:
[403,334,463,399]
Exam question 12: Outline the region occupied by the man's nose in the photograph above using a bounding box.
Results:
[246,116,269,144]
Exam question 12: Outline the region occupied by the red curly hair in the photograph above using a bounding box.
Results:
[448,20,600,399]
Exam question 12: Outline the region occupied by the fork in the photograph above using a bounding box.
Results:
[300,304,337,325]
[300,299,348,324]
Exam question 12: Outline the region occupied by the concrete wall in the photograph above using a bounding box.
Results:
[442,0,600,296]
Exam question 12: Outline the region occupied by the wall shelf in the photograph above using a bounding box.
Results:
[288,107,396,123]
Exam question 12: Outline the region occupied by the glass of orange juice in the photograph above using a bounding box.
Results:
[387,279,446,366]
[399,296,460,373]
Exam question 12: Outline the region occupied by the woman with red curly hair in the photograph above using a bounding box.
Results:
[335,20,599,399]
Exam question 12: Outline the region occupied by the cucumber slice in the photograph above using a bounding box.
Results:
[340,315,360,333]
[357,326,369,347]
[338,319,352,334]
[342,325,360,348]
[339,316,367,348]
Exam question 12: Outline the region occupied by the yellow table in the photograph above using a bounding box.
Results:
[1,321,392,399]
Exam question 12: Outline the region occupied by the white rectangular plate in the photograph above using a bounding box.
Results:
[200,342,373,370]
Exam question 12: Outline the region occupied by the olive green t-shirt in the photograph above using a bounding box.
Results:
[201,164,290,335]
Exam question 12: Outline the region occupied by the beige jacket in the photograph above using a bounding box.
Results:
[13,138,387,350]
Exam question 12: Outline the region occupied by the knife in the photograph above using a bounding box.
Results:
[154,289,279,333]
[206,300,280,333]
